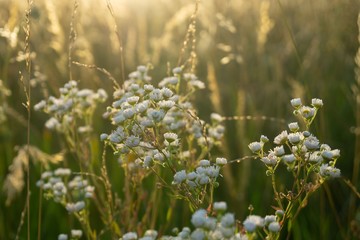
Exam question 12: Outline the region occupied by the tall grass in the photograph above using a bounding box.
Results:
[0,0,359,239]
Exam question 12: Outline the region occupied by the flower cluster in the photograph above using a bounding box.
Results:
[101,66,225,192]
[242,209,283,238]
[120,202,246,240]
[248,98,341,179]
[58,229,83,240]
[36,168,94,213]
[34,80,107,134]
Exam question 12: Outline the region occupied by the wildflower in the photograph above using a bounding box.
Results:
[100,133,108,141]
[85,186,95,198]
[71,229,83,238]
[290,98,302,108]
[304,136,320,150]
[137,65,147,73]
[125,136,141,148]
[243,215,265,232]
[173,170,187,184]
[161,87,174,98]
[187,172,197,180]
[288,122,299,132]
[199,159,210,167]
[261,156,277,166]
[190,229,206,240]
[248,141,262,153]
[274,146,285,156]
[268,222,281,232]
[275,210,284,217]
[221,213,235,228]
[149,89,163,102]
[45,117,60,129]
[287,132,303,144]
[173,67,182,74]
[300,106,315,119]
[54,168,71,176]
[260,135,269,143]
[123,108,136,119]
[144,84,154,92]
[214,201,227,211]
[66,201,85,213]
[136,100,150,113]
[159,100,175,110]
[198,174,210,185]
[311,98,323,108]
[191,209,207,228]
[308,152,322,163]
[282,154,296,163]
[274,130,288,145]
[189,80,205,89]
[211,113,223,123]
[264,215,276,224]
[319,164,341,178]
[206,166,220,178]
[127,96,140,105]
[147,109,165,122]
[216,157,227,166]
[58,234,68,240]
[34,100,46,111]
[123,232,138,240]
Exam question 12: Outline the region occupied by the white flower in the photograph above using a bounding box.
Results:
[205,217,217,230]
[164,132,178,142]
[45,117,60,129]
[77,89,93,98]
[137,65,147,72]
[173,170,187,184]
[34,100,46,111]
[100,133,108,141]
[274,130,288,145]
[199,159,210,167]
[144,84,154,92]
[147,109,165,122]
[261,156,277,166]
[66,201,85,213]
[243,215,264,232]
[274,146,285,156]
[287,132,303,144]
[71,229,83,238]
[149,89,163,101]
[319,164,341,178]
[54,168,71,176]
[264,215,276,224]
[290,98,302,108]
[198,174,210,185]
[282,154,296,163]
[304,136,319,150]
[189,80,205,89]
[216,157,227,166]
[211,113,223,123]
[123,232,138,240]
[113,112,126,124]
[58,234,68,240]
[248,141,262,153]
[221,213,235,227]
[288,122,299,132]
[190,229,205,240]
[268,222,281,232]
[125,136,141,148]
[300,106,315,119]
[159,100,175,110]
[260,135,269,143]
[311,98,323,108]
[308,152,323,163]
[136,100,150,113]
[206,166,220,178]
[123,108,136,119]
[127,96,140,105]
[214,201,227,211]
[161,87,174,98]
[187,172,197,180]
[191,209,207,228]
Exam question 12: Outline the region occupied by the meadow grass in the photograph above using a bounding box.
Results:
[0,0,360,239]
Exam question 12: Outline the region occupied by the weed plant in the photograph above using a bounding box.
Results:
[0,0,360,239]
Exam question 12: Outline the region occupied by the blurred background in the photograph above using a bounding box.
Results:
[0,0,360,239]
